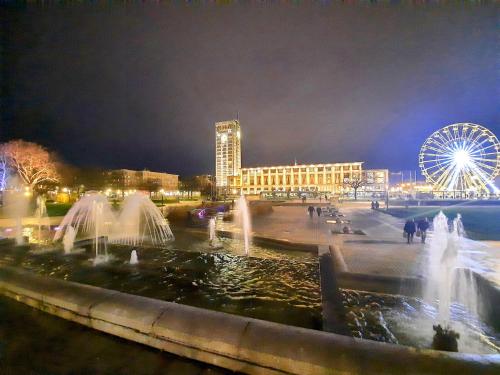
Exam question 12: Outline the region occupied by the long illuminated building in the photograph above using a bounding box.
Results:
[228,163,388,196]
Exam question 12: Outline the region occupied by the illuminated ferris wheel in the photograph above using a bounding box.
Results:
[419,123,500,193]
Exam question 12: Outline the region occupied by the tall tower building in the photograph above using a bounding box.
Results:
[215,119,241,190]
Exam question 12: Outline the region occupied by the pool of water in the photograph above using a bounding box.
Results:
[341,289,500,355]
[0,233,322,330]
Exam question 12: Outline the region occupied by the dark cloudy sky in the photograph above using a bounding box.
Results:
[1,2,498,176]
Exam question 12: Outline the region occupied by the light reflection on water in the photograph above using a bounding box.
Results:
[383,297,500,354]
[342,289,500,354]
[0,234,322,330]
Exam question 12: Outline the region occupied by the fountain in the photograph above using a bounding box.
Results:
[423,211,480,351]
[208,217,222,248]
[236,195,251,256]
[62,225,76,254]
[3,183,29,245]
[54,193,115,262]
[129,249,139,265]
[34,195,50,244]
[111,192,174,246]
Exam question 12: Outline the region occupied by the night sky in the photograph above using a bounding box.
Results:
[1,2,498,177]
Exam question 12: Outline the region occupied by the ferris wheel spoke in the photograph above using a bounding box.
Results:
[446,162,464,190]
[467,146,484,156]
[426,165,449,181]
[474,136,496,150]
[461,170,475,190]
[467,131,486,149]
[476,143,499,153]
[424,162,453,176]
[430,137,454,153]
[420,157,453,164]
[465,163,492,188]
[470,155,498,163]
[434,162,457,189]
[469,159,496,172]
[423,144,449,154]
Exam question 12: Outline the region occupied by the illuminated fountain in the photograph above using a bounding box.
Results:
[129,249,139,265]
[208,217,222,248]
[3,184,30,245]
[423,211,480,351]
[111,192,174,247]
[34,195,50,244]
[54,193,115,263]
[236,195,251,256]
[62,225,76,254]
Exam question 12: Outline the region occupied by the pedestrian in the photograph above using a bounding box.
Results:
[371,201,375,210]
[308,205,314,218]
[417,217,430,244]
[375,201,380,209]
[316,206,321,217]
[302,195,306,204]
[404,219,416,244]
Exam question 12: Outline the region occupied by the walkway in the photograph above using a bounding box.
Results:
[220,202,425,278]
[338,205,425,278]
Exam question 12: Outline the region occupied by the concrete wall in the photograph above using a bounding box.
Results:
[0,266,498,375]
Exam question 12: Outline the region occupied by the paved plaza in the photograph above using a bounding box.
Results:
[226,201,500,285]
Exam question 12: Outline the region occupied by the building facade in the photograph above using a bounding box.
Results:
[107,169,178,192]
[361,169,390,197]
[215,120,241,191]
[227,163,388,197]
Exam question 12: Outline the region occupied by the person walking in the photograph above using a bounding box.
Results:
[316,206,321,217]
[417,217,430,244]
[308,205,315,218]
[375,201,380,209]
[404,219,416,244]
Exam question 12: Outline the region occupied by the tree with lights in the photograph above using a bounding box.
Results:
[0,153,7,191]
[0,140,60,190]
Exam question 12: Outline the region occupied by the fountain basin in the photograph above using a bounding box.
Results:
[0,266,498,375]
[0,235,498,354]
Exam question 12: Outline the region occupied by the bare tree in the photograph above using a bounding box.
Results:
[343,175,367,200]
[0,140,59,189]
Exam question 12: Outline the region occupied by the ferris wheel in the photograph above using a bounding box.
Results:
[419,123,500,193]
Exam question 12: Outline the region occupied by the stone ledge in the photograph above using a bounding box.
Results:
[0,266,498,375]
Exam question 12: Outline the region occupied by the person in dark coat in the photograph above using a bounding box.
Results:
[308,205,315,218]
[404,219,417,244]
[316,206,321,217]
[375,201,380,209]
[371,201,375,210]
[417,217,430,244]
